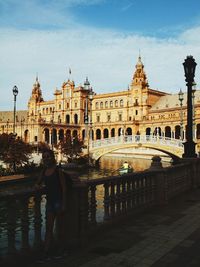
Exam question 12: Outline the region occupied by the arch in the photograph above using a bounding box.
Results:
[175,125,180,139]
[103,128,109,138]
[146,127,151,135]
[197,124,200,139]
[126,127,132,135]
[96,129,101,140]
[111,128,115,137]
[74,114,78,124]
[52,128,57,145]
[92,143,181,162]
[154,127,161,136]
[44,128,49,144]
[66,114,70,124]
[58,129,64,142]
[165,126,171,138]
[118,128,123,136]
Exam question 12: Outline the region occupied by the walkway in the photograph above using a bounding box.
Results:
[3,187,200,267]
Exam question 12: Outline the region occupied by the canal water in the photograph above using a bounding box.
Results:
[0,156,171,256]
[79,155,170,179]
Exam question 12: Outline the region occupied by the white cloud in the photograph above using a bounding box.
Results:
[1,20,200,110]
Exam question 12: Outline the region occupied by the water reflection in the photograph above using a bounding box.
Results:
[79,156,170,180]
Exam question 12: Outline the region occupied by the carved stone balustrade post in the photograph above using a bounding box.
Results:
[89,184,97,226]
[20,195,30,253]
[7,198,17,255]
[103,182,110,221]
[65,178,88,248]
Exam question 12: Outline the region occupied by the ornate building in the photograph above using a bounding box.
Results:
[1,56,200,153]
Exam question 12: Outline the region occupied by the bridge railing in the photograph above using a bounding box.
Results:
[91,135,184,149]
[1,159,200,261]
[70,159,200,243]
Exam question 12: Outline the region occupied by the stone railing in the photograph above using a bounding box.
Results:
[0,159,200,261]
[0,186,46,260]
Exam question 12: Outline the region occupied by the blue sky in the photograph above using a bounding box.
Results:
[1,0,200,110]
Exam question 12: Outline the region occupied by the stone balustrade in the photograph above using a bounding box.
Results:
[0,158,200,260]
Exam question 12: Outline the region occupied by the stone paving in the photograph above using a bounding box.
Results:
[4,187,200,267]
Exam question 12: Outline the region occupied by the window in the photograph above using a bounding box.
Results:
[107,113,111,122]
[96,114,100,122]
[115,100,118,107]
[100,102,103,108]
[136,110,138,115]
[105,101,108,108]
[110,101,113,108]
[96,102,99,109]
[118,113,122,121]
[120,99,124,107]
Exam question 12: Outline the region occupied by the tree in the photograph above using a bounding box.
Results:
[0,133,33,172]
[60,135,84,162]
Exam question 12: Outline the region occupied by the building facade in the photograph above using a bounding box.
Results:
[1,56,200,153]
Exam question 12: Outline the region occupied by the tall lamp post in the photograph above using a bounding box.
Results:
[192,82,196,140]
[84,77,94,165]
[182,55,197,158]
[88,88,94,164]
[51,107,55,150]
[12,85,18,135]
[178,89,184,140]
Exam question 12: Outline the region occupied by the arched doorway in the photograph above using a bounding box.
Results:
[103,128,109,138]
[126,127,132,135]
[66,115,70,124]
[175,125,180,139]
[96,129,101,140]
[111,128,115,137]
[44,128,49,144]
[165,126,171,138]
[74,114,78,124]
[58,129,64,142]
[197,124,200,139]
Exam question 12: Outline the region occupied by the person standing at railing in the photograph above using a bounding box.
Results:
[35,149,67,263]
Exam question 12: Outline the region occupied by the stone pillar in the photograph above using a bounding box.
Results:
[64,174,88,248]
[149,156,163,170]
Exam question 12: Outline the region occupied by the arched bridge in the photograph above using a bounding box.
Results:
[90,135,184,161]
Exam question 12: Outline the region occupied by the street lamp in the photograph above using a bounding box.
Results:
[51,107,55,150]
[182,55,197,158]
[192,82,196,140]
[178,89,184,140]
[88,87,94,151]
[84,77,94,165]
[12,85,18,135]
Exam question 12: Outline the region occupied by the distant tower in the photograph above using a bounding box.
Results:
[131,55,148,88]
[29,75,43,102]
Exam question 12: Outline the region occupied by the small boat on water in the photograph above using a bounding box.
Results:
[119,166,133,175]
